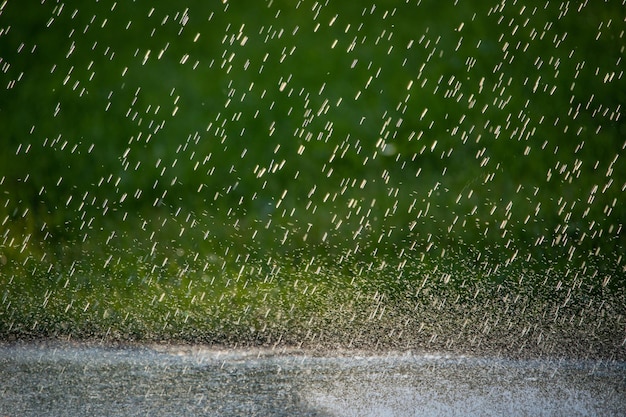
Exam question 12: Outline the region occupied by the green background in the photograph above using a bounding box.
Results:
[0,1,624,357]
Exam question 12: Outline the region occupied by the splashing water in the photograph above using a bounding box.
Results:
[0,1,624,360]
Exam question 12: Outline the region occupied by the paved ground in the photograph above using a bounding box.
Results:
[0,342,624,416]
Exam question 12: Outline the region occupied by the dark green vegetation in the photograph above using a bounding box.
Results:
[1,1,624,358]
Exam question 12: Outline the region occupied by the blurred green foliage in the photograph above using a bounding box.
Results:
[0,0,624,347]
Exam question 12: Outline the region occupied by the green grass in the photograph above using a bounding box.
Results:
[2,227,623,357]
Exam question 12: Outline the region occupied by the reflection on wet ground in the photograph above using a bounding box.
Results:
[0,342,624,416]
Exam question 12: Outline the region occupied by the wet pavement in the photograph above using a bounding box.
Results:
[0,342,624,416]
